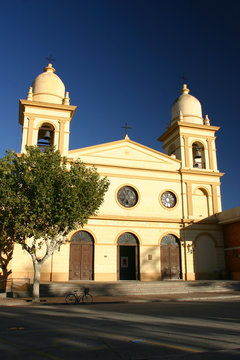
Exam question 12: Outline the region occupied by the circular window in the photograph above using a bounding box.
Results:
[117,186,138,208]
[161,191,176,208]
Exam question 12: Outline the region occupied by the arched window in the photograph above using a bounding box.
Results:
[118,232,139,245]
[161,234,179,245]
[70,230,94,244]
[192,142,206,169]
[37,123,54,151]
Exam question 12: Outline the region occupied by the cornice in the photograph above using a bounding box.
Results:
[90,214,182,223]
[158,121,220,142]
[19,99,77,124]
[66,158,181,175]
[180,168,225,177]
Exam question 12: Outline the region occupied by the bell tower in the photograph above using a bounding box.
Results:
[158,84,224,218]
[19,63,76,156]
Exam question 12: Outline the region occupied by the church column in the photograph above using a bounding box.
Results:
[212,138,218,171]
[27,116,34,146]
[186,182,193,217]
[183,135,190,168]
[206,138,213,170]
[211,184,219,214]
[58,120,65,155]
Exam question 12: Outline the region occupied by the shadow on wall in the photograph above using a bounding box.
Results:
[140,245,162,281]
[180,218,226,281]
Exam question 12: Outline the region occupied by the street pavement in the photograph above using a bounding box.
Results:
[0,292,240,359]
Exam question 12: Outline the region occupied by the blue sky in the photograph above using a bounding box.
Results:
[0,0,239,211]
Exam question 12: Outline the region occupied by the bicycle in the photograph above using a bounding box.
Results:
[65,287,93,305]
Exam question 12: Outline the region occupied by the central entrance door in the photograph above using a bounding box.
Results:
[161,234,181,280]
[118,232,139,280]
[69,231,94,280]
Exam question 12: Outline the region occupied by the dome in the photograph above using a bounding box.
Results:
[171,84,203,126]
[31,64,65,104]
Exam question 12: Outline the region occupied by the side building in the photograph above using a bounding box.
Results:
[217,207,240,280]
[12,63,225,282]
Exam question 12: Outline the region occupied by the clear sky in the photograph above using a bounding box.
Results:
[0,0,239,211]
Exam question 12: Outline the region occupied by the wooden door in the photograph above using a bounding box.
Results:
[161,244,180,280]
[69,243,93,280]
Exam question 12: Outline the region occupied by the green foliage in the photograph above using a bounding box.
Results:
[0,146,109,263]
[0,150,16,280]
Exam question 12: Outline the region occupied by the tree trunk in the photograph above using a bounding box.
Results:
[33,262,42,302]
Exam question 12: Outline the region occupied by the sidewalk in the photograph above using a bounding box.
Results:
[1,291,240,306]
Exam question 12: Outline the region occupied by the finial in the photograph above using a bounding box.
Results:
[125,134,130,140]
[205,114,210,125]
[181,83,190,94]
[44,63,55,73]
[165,123,169,130]
[63,91,70,105]
[27,86,33,101]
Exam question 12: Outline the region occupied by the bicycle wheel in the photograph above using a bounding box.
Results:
[82,294,93,304]
[65,294,77,304]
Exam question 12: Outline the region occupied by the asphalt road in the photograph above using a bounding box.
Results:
[0,299,240,359]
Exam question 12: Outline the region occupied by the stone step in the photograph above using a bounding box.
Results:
[36,280,240,298]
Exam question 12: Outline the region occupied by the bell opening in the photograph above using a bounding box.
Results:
[192,142,205,169]
[37,124,54,151]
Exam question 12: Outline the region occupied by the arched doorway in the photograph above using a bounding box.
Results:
[118,232,139,280]
[161,234,181,280]
[69,231,94,280]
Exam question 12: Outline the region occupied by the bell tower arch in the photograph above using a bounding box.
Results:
[19,63,76,156]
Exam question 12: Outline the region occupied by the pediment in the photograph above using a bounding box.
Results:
[68,138,181,171]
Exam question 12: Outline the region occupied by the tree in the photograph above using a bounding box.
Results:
[0,151,17,290]
[0,147,109,301]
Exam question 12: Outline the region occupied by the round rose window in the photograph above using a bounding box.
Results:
[117,186,138,208]
[161,191,176,208]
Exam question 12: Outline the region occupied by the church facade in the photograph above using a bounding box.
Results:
[12,63,225,282]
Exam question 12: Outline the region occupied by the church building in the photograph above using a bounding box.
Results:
[12,63,225,282]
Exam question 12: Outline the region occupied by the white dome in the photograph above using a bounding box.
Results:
[32,64,65,104]
[171,84,203,126]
